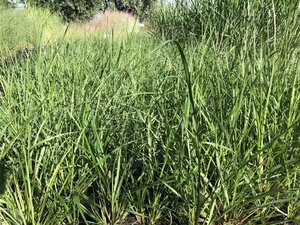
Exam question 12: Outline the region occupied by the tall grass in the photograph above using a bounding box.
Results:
[0,1,300,225]
[0,7,62,56]
[146,0,300,45]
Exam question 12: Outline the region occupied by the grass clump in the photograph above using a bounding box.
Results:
[0,7,62,56]
[146,0,300,45]
[0,1,300,225]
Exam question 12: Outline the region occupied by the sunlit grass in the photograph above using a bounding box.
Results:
[0,1,299,225]
[0,8,143,58]
[0,7,62,55]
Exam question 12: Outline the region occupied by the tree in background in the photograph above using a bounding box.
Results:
[23,0,156,22]
[2,0,157,21]
[108,0,154,14]
[0,0,15,9]
[26,0,104,22]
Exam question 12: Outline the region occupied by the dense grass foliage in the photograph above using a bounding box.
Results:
[0,7,62,55]
[0,0,14,10]
[146,0,300,44]
[0,1,300,225]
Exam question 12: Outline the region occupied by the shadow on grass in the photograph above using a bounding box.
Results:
[0,160,7,195]
[0,47,36,69]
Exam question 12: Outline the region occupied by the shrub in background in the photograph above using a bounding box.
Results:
[0,0,14,10]
[109,0,155,15]
[27,0,156,22]
[27,0,104,22]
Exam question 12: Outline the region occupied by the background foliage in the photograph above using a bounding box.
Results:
[26,0,155,21]
[26,0,104,21]
[0,0,14,10]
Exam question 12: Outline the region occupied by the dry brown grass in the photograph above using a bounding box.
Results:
[67,11,141,38]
